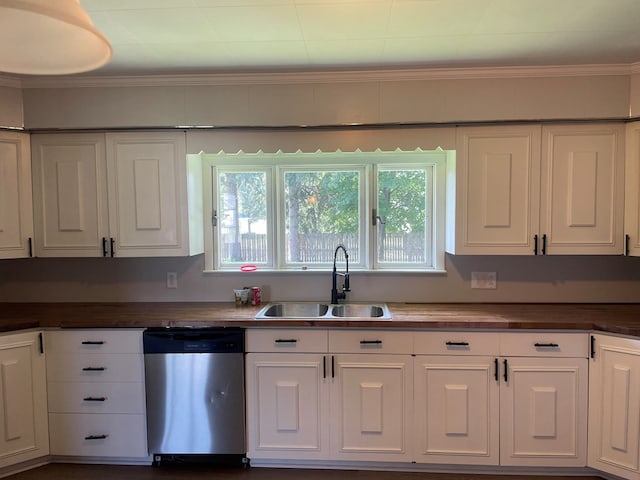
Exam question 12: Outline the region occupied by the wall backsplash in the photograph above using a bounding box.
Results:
[1,254,639,304]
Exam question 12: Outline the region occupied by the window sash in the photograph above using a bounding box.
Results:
[202,150,447,272]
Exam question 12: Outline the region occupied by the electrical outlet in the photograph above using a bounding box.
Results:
[471,272,497,289]
[166,272,178,289]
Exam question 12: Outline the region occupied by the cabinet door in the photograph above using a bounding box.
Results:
[500,356,587,467]
[245,353,329,460]
[330,354,412,462]
[414,355,499,465]
[448,125,541,254]
[541,124,625,254]
[106,132,189,257]
[625,122,640,256]
[588,334,640,478]
[0,331,49,467]
[31,133,109,257]
[0,132,33,259]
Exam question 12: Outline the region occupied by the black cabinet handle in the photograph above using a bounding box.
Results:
[274,339,297,344]
[542,234,547,255]
[83,397,107,402]
[81,341,105,345]
[102,237,108,257]
[626,234,631,256]
[360,340,383,345]
[534,234,539,255]
[85,434,108,440]
[28,237,33,257]
[331,356,335,379]
[82,367,106,371]
[110,238,115,257]
[590,335,596,359]
[323,356,326,379]
[445,341,470,347]
[503,359,508,383]
[38,332,44,355]
[494,358,499,382]
[534,342,559,348]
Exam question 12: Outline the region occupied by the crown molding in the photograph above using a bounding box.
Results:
[0,75,22,88]
[16,63,636,89]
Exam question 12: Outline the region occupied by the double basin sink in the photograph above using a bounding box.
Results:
[255,302,391,320]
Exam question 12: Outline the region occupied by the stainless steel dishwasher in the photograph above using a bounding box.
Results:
[143,327,246,467]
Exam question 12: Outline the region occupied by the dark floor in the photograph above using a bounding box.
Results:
[5,464,605,480]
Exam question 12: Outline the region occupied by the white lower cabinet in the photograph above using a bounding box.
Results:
[414,332,588,467]
[414,354,500,465]
[0,331,49,468]
[246,329,412,463]
[45,329,148,460]
[588,333,640,480]
[248,329,588,468]
[246,352,329,460]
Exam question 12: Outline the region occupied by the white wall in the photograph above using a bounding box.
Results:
[0,84,23,128]
[2,254,640,303]
[22,74,630,129]
[2,69,640,304]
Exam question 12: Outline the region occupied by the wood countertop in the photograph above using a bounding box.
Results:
[1,302,640,336]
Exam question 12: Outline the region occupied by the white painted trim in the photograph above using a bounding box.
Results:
[0,75,22,88]
[16,63,635,89]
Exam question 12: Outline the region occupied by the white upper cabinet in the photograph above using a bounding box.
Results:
[105,132,202,257]
[448,125,541,254]
[540,124,625,255]
[0,132,33,259]
[624,122,640,256]
[31,133,108,257]
[449,123,624,255]
[32,131,203,257]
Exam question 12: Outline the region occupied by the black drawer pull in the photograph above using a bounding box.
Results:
[274,339,297,344]
[534,342,559,348]
[446,341,470,347]
[85,434,108,440]
[81,341,105,345]
[360,340,383,345]
[82,367,106,371]
[83,397,107,402]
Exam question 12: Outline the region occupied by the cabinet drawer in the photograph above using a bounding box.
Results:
[246,329,328,353]
[48,382,145,414]
[46,329,143,354]
[329,330,412,354]
[48,413,148,458]
[414,331,499,355]
[500,332,588,357]
[47,353,144,382]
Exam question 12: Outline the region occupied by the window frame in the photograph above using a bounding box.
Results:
[201,149,447,272]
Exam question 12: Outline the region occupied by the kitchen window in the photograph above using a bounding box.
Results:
[202,149,446,272]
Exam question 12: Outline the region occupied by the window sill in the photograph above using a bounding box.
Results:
[203,268,447,275]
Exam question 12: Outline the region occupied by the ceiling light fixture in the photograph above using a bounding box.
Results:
[0,0,112,75]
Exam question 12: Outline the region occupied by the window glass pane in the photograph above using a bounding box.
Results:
[283,170,360,264]
[376,167,432,266]
[219,171,268,265]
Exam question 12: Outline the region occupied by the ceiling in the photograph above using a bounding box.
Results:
[78,0,640,76]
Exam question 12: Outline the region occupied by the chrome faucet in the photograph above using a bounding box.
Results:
[331,244,350,304]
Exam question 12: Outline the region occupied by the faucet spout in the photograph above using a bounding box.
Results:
[331,244,350,304]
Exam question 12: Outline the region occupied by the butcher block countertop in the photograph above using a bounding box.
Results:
[2,302,640,337]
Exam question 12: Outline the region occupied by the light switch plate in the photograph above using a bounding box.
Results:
[166,272,178,289]
[471,272,497,289]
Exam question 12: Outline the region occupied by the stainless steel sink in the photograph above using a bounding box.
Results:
[255,302,391,320]
[331,304,386,318]
[259,302,330,318]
